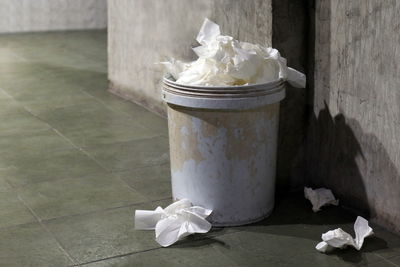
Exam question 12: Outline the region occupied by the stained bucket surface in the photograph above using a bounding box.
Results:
[162,75,285,226]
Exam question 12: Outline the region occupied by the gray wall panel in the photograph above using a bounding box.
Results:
[0,0,107,33]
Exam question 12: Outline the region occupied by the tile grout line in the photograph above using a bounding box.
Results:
[74,247,162,266]
[108,162,170,197]
[51,127,168,197]
[0,87,117,185]
[16,194,79,265]
[374,253,400,267]
[104,86,167,120]
[1,87,105,171]
[0,168,14,193]
[50,126,167,176]
[51,128,109,171]
[80,89,168,133]
[110,162,170,173]
[12,96,106,171]
[80,90,146,122]
[0,87,78,147]
[42,197,172,224]
[0,197,172,232]
[81,90,125,114]
[0,87,17,100]
[75,229,242,267]
[7,157,169,196]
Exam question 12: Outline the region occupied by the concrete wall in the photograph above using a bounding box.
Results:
[305,0,400,233]
[0,0,107,33]
[107,0,272,115]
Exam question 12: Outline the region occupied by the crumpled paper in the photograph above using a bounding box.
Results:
[316,216,374,253]
[134,199,212,247]
[161,18,306,87]
[304,187,339,212]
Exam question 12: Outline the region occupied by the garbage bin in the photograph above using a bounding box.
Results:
[162,74,285,226]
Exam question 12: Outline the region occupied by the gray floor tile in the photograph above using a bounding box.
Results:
[115,164,172,201]
[0,113,50,136]
[0,129,75,165]
[85,137,170,171]
[38,101,160,147]
[0,89,10,99]
[0,191,36,228]
[82,239,237,267]
[45,202,169,264]
[370,224,400,261]
[64,89,168,136]
[17,173,149,220]
[385,255,400,266]
[20,90,95,115]
[0,175,12,192]
[0,148,104,187]
[0,222,74,266]
[0,98,27,115]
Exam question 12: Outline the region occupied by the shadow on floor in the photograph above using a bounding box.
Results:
[327,236,389,264]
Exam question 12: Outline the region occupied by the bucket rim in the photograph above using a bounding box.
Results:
[163,74,285,91]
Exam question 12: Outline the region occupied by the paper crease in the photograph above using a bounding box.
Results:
[135,199,212,247]
[316,216,374,253]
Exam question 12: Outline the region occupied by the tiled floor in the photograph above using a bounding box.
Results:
[0,31,399,267]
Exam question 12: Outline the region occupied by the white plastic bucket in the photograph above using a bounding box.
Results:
[162,75,285,226]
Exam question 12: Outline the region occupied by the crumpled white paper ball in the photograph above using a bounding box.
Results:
[304,187,339,212]
[316,216,374,253]
[134,199,212,247]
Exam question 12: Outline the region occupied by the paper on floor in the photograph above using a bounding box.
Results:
[134,199,212,247]
[161,18,306,88]
[304,187,339,212]
[316,216,374,253]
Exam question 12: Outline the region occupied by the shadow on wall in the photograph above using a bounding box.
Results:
[305,103,369,215]
[272,0,308,190]
[305,103,400,232]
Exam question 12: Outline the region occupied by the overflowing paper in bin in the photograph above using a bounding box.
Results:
[161,18,306,88]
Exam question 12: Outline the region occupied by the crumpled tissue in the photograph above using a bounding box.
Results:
[304,187,339,212]
[134,199,212,247]
[316,216,374,253]
[161,18,306,87]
